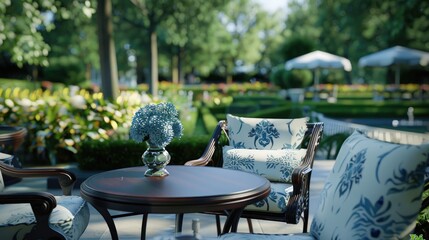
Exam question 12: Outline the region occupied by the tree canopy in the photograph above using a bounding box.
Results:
[1,0,428,93]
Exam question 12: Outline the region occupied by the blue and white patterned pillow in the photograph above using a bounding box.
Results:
[222,146,307,183]
[310,131,429,239]
[226,114,308,150]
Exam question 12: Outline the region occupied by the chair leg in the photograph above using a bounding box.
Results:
[246,218,254,233]
[175,213,184,233]
[215,214,222,236]
[141,214,148,240]
[303,208,309,233]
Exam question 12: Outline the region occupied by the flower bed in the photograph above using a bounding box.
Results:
[0,86,192,165]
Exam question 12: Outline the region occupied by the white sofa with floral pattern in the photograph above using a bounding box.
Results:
[218,130,429,239]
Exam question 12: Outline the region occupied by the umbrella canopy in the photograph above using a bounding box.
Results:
[285,50,352,71]
[285,51,352,100]
[358,46,429,86]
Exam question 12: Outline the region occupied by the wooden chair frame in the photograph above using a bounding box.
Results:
[177,121,324,234]
[0,154,77,240]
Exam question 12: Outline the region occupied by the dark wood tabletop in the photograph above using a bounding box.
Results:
[80,165,270,239]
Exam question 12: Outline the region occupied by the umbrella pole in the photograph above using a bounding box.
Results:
[394,65,400,88]
[313,69,320,101]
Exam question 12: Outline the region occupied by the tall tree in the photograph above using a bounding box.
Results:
[42,0,98,85]
[115,0,178,98]
[254,9,286,73]
[97,0,119,99]
[162,0,227,84]
[217,0,264,83]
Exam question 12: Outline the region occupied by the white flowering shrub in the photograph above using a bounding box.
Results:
[0,87,189,164]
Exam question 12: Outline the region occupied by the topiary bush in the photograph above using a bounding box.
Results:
[270,66,312,89]
[283,69,313,89]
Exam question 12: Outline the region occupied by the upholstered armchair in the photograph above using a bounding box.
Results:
[177,114,324,235]
[0,152,90,240]
[217,130,429,239]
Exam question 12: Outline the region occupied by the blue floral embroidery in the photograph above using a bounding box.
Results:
[248,120,280,148]
[336,149,366,198]
[283,124,306,149]
[266,154,281,169]
[253,190,277,211]
[385,161,426,195]
[231,140,246,149]
[310,218,324,239]
[347,196,396,239]
[251,189,288,212]
[277,194,287,210]
[253,198,269,209]
[223,152,255,171]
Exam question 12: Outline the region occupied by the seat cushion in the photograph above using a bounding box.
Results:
[245,182,293,213]
[217,233,315,239]
[310,131,429,239]
[226,114,308,150]
[222,146,307,183]
[0,195,90,240]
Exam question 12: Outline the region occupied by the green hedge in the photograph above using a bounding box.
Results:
[200,107,220,133]
[307,100,429,118]
[77,135,211,170]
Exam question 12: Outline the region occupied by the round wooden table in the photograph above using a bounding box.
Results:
[80,165,270,240]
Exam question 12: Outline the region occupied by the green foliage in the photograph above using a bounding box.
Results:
[270,66,312,89]
[269,66,287,89]
[279,35,315,61]
[77,140,142,170]
[318,133,350,159]
[42,56,87,85]
[284,69,313,89]
[0,79,41,90]
[307,100,429,118]
[77,135,211,170]
[409,234,424,240]
[200,107,220,134]
[0,84,193,164]
[0,0,95,68]
[413,180,429,239]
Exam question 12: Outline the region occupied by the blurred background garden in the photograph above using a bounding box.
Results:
[1,0,428,169]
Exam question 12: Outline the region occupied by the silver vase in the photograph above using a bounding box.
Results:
[142,144,171,177]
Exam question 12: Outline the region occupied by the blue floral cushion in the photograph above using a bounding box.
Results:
[226,114,308,150]
[0,195,90,240]
[222,146,307,183]
[245,182,293,213]
[217,233,315,240]
[310,131,429,239]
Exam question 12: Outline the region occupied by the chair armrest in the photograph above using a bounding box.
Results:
[302,122,324,168]
[289,122,323,196]
[291,166,312,195]
[285,122,323,224]
[0,192,66,239]
[0,162,76,195]
[0,191,57,214]
[185,120,226,166]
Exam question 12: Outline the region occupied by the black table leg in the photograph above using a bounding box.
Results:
[92,204,119,240]
[222,208,244,234]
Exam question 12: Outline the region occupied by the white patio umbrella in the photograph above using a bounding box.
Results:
[285,50,352,99]
[358,45,429,86]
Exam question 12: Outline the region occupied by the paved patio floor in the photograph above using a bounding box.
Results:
[4,160,334,240]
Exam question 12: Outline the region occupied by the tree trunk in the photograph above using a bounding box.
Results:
[96,0,119,100]
[135,56,145,84]
[150,30,158,98]
[178,46,185,84]
[172,54,179,84]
